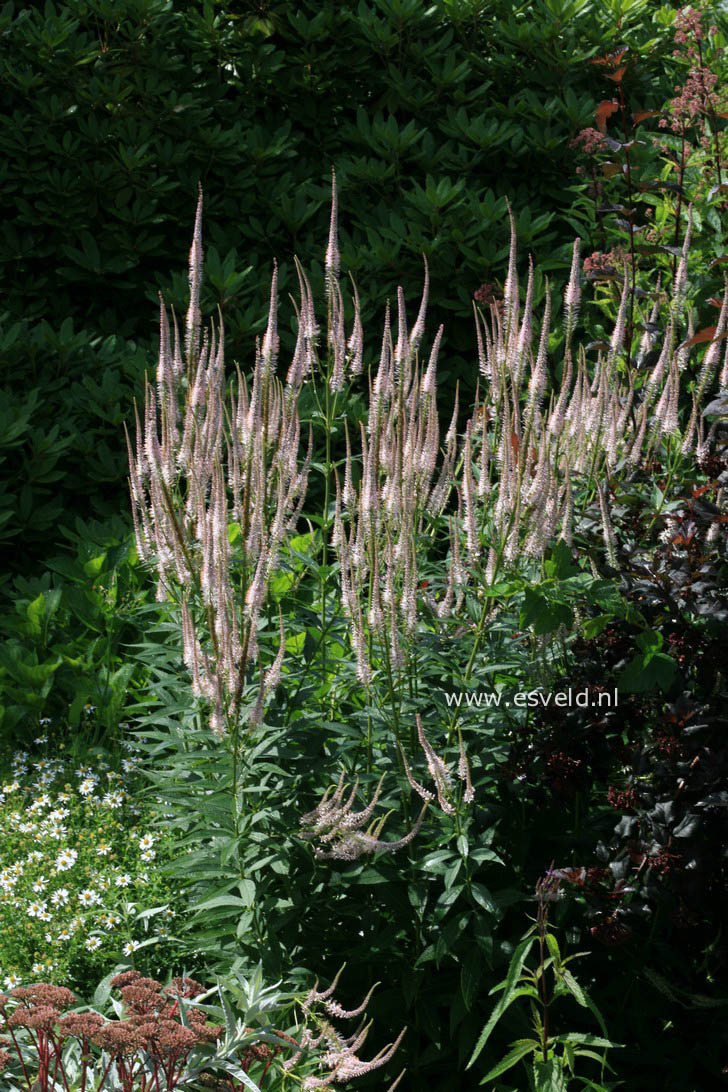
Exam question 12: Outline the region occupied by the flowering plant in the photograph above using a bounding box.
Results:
[0,967,405,1091]
[0,741,180,992]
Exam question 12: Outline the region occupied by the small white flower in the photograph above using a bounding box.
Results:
[78,778,97,797]
[102,791,124,809]
[57,928,72,942]
[32,962,45,975]
[140,850,156,862]
[122,940,141,956]
[28,794,51,813]
[51,888,70,906]
[27,900,47,919]
[85,936,102,952]
[4,974,21,988]
[115,874,132,888]
[139,834,155,851]
[96,843,112,857]
[78,889,100,907]
[54,848,78,872]
[32,877,48,894]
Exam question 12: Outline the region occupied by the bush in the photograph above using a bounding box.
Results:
[0,0,688,578]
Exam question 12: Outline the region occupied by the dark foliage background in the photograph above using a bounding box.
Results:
[2,2,728,1091]
[0,0,685,580]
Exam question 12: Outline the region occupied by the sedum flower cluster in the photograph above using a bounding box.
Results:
[0,741,179,991]
[0,974,223,1091]
[0,969,406,1091]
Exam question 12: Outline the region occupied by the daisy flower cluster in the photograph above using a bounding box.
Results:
[0,740,179,992]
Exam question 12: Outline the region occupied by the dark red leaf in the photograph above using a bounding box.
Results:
[596,100,619,133]
[590,46,629,67]
[678,326,728,350]
[632,110,659,125]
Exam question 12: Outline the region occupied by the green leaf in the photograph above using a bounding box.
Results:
[533,1056,567,1092]
[521,587,572,635]
[560,969,587,1007]
[479,1038,537,1082]
[471,883,497,913]
[460,950,483,1012]
[551,1033,619,1049]
[467,935,538,1068]
[619,650,676,693]
[190,894,246,912]
[83,552,107,577]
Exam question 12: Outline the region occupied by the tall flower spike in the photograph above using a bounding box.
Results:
[347,275,364,376]
[672,204,693,316]
[564,237,581,342]
[261,260,279,378]
[325,167,340,297]
[416,715,454,815]
[394,285,409,381]
[185,183,203,368]
[598,482,618,569]
[409,254,429,358]
[502,198,519,338]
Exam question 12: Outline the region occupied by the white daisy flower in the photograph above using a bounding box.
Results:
[102,792,124,809]
[115,874,132,888]
[122,940,141,956]
[78,889,100,907]
[54,848,78,872]
[85,936,102,952]
[51,888,70,906]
